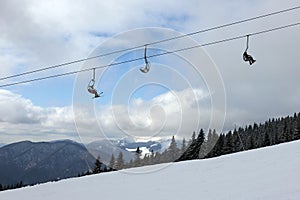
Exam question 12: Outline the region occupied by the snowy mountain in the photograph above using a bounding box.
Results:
[86,139,135,163]
[0,140,95,186]
[1,140,300,200]
[86,138,169,162]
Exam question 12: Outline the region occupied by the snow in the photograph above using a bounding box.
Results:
[1,141,300,200]
[125,147,136,152]
[126,146,151,157]
[139,146,152,156]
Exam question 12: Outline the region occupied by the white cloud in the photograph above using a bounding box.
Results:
[94,88,211,140]
[0,0,198,75]
[0,89,93,143]
[0,89,43,124]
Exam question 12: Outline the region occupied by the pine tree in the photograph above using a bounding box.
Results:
[109,154,116,171]
[142,154,150,166]
[181,137,187,155]
[206,133,225,158]
[115,152,125,170]
[102,165,108,172]
[274,130,279,144]
[93,156,102,174]
[188,131,196,147]
[175,129,205,162]
[84,170,92,176]
[134,147,141,167]
[168,136,180,161]
[223,131,234,154]
[207,129,219,152]
[232,129,240,152]
[149,149,155,164]
[198,141,208,159]
[249,134,255,149]
[126,159,134,169]
[153,152,161,164]
[263,132,271,147]
[207,129,213,149]
[293,114,300,140]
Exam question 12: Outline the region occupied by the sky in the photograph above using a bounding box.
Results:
[0,0,300,144]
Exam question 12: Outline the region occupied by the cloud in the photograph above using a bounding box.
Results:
[0,89,43,124]
[0,88,213,143]
[0,0,198,75]
[93,88,211,140]
[0,89,86,142]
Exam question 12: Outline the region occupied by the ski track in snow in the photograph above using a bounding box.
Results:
[1,140,300,200]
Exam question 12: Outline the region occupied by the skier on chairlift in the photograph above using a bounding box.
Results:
[87,68,102,98]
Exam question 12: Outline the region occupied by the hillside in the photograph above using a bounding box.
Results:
[0,140,95,186]
[1,140,300,200]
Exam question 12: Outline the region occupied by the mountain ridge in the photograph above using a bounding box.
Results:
[0,138,170,187]
[0,140,95,186]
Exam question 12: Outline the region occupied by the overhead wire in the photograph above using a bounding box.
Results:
[0,5,300,81]
[148,5,300,46]
[0,21,299,88]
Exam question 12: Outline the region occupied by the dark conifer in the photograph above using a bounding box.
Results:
[263,132,271,147]
[134,147,142,167]
[223,131,234,154]
[109,154,116,171]
[181,137,187,155]
[93,156,102,174]
[175,129,205,162]
[115,152,125,170]
[168,136,180,161]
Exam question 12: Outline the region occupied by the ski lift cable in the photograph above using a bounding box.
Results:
[149,5,300,46]
[0,21,299,88]
[0,57,144,88]
[0,5,300,81]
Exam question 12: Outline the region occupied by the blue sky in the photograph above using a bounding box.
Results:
[0,0,300,144]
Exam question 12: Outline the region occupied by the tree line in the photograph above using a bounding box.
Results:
[0,181,24,192]
[206,112,300,158]
[93,112,300,169]
[88,128,219,171]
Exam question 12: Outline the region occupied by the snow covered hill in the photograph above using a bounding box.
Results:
[1,140,300,200]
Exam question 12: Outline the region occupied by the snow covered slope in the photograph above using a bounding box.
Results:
[1,140,300,200]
